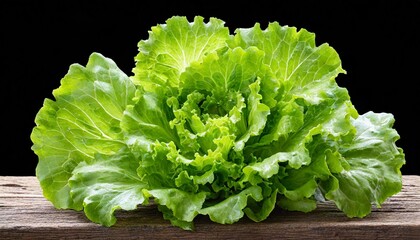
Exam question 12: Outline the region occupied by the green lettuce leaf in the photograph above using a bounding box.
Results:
[31,52,136,209]
[321,112,405,217]
[199,186,263,224]
[69,150,146,226]
[132,16,230,95]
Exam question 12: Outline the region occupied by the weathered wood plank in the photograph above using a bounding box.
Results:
[1,176,419,239]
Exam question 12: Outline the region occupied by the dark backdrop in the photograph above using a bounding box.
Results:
[1,0,419,176]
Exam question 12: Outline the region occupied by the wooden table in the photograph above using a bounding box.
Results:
[1,175,419,239]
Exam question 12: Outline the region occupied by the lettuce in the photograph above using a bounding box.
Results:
[30,16,405,230]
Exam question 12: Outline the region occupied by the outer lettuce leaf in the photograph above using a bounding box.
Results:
[143,188,207,223]
[230,22,345,105]
[31,52,136,209]
[132,16,230,95]
[321,112,405,217]
[244,189,278,222]
[69,150,146,226]
[199,186,263,224]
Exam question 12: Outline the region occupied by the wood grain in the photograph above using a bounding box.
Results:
[1,176,419,239]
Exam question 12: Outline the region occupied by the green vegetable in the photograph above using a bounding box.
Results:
[30,16,405,230]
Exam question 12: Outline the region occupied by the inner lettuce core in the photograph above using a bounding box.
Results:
[30,16,405,230]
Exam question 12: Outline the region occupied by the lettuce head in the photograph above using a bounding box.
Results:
[30,16,405,230]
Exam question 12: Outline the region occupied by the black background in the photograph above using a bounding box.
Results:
[1,0,419,176]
